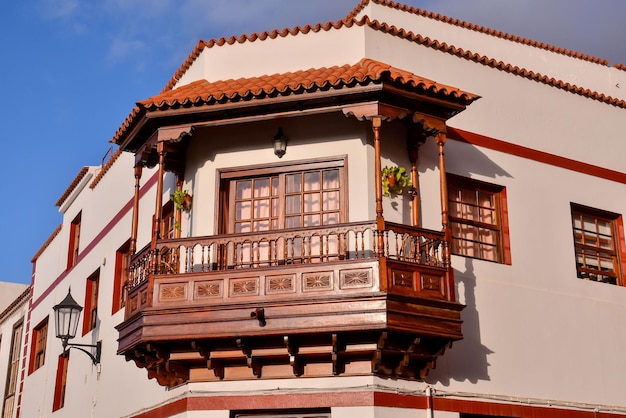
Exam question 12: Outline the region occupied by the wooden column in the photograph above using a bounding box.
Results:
[130,165,143,255]
[436,131,451,270]
[372,116,385,256]
[174,176,183,239]
[153,141,167,248]
[408,144,420,227]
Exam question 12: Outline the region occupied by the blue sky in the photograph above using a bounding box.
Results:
[1,0,625,285]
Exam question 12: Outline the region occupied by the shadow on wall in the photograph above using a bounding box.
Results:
[426,257,493,385]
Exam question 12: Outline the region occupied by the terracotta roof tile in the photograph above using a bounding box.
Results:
[112,58,478,144]
[349,0,617,67]
[0,286,31,320]
[55,166,89,207]
[111,1,626,146]
[142,58,477,111]
[90,148,122,189]
[31,224,62,263]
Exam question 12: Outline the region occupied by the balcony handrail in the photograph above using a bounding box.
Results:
[127,221,446,290]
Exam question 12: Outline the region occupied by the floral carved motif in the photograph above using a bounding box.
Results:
[392,270,413,288]
[267,275,295,294]
[421,275,441,292]
[303,272,332,291]
[195,281,222,298]
[340,269,372,289]
[230,278,259,296]
[160,285,186,301]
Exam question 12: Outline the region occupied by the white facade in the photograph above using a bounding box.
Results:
[6,1,626,417]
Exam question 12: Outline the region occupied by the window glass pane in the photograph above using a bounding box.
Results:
[236,201,251,221]
[304,172,320,191]
[286,174,301,193]
[253,179,270,198]
[271,177,279,195]
[236,181,251,199]
[253,199,269,218]
[323,169,339,189]
[303,215,320,227]
[286,195,301,215]
[253,220,269,232]
[323,191,339,211]
[323,212,339,225]
[285,216,301,228]
[235,222,250,233]
[304,193,320,213]
[271,198,279,217]
[597,219,611,235]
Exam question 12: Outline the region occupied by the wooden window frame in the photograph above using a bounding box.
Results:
[52,351,69,412]
[82,269,100,336]
[66,212,82,270]
[570,203,626,286]
[447,174,511,264]
[28,317,48,374]
[2,320,23,418]
[112,239,131,314]
[217,156,348,235]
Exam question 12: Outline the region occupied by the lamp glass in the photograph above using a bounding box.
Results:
[53,290,83,346]
[272,129,287,158]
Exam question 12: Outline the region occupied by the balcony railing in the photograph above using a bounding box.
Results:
[128,221,445,290]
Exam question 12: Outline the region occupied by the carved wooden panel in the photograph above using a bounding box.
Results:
[302,272,333,292]
[159,283,187,301]
[418,273,445,299]
[339,268,373,289]
[391,269,414,289]
[194,280,223,299]
[266,274,296,294]
[229,277,259,297]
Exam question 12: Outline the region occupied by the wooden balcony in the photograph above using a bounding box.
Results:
[116,222,464,387]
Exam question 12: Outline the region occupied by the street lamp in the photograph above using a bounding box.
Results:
[272,128,288,158]
[53,288,102,365]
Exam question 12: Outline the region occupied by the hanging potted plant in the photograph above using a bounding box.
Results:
[171,190,192,212]
[382,166,412,197]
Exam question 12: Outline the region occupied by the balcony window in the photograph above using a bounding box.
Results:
[448,175,511,264]
[571,204,625,285]
[29,317,48,373]
[225,167,343,233]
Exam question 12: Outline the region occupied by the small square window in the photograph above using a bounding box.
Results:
[571,204,625,286]
[29,317,48,373]
[447,174,511,264]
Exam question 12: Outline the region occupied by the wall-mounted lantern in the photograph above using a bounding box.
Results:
[53,289,102,365]
[272,128,288,158]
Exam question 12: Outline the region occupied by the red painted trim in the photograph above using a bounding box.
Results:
[499,186,513,265]
[615,215,626,286]
[128,391,625,418]
[448,127,626,184]
[30,171,159,310]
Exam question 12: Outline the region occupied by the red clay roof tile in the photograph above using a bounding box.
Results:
[112,58,478,144]
[111,1,626,146]
[55,166,89,207]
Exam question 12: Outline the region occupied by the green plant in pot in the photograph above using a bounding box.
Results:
[171,190,192,212]
[382,166,412,197]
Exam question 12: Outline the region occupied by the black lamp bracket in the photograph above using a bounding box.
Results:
[65,341,102,365]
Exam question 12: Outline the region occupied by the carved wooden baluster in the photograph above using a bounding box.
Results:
[384,230,390,258]
[395,231,401,260]
[339,231,346,259]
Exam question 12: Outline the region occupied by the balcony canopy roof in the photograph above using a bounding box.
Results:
[112,58,479,152]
